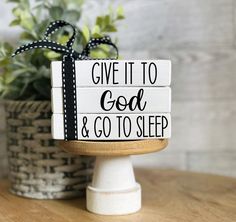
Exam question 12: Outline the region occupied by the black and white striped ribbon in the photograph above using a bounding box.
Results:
[12,20,119,141]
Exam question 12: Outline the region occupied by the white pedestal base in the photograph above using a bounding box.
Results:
[87,183,141,215]
[86,156,141,215]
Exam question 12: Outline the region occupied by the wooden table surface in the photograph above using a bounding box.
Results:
[0,169,236,222]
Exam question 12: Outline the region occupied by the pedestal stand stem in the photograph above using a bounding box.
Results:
[86,155,141,215]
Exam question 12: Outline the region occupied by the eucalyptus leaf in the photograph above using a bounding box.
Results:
[7,0,20,3]
[92,25,101,35]
[33,78,51,99]
[82,25,90,43]
[92,32,102,38]
[1,86,22,100]
[20,31,36,41]
[12,7,22,17]
[62,10,81,23]
[44,51,61,60]
[104,15,110,26]
[9,19,20,26]
[90,49,109,59]
[20,17,34,30]
[117,6,125,19]
[96,16,103,27]
[105,25,117,32]
[49,6,63,20]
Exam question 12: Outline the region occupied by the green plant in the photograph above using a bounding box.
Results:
[0,0,124,100]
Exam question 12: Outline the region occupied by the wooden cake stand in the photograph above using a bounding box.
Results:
[59,139,168,215]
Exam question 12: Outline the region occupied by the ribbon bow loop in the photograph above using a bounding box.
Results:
[44,20,76,53]
[12,20,119,60]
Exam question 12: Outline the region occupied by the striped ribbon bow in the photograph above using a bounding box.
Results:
[12,20,119,141]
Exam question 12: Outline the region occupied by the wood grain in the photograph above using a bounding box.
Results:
[0,169,236,222]
[59,139,168,156]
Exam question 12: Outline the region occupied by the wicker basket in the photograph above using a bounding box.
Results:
[5,100,94,199]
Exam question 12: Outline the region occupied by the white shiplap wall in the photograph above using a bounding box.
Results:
[0,0,235,177]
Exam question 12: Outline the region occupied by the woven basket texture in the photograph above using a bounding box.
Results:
[5,100,94,199]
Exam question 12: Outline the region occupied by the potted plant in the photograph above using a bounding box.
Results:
[0,0,124,199]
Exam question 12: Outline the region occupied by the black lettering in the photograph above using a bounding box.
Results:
[141,62,147,84]
[117,116,122,137]
[100,90,115,111]
[136,116,142,137]
[103,116,111,137]
[149,115,155,137]
[94,116,102,137]
[161,116,168,137]
[123,116,131,137]
[149,62,157,84]
[113,62,119,84]
[91,62,100,84]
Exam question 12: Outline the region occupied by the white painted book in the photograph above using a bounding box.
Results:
[51,60,171,87]
[52,87,171,114]
[52,113,171,140]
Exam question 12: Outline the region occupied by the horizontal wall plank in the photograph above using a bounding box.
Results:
[52,113,171,140]
[52,87,171,114]
[0,0,234,48]
[150,47,236,101]
[169,100,236,152]
[187,152,236,177]
[117,0,234,50]
[132,150,187,170]
[51,60,171,87]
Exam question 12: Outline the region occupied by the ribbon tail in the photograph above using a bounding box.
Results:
[81,36,119,59]
[62,56,78,140]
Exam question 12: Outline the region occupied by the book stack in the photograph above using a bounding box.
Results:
[51,60,171,140]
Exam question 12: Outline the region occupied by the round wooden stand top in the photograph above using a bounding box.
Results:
[59,139,168,156]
